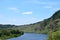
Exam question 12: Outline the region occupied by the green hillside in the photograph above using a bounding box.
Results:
[15,10,60,34]
[0,10,60,40]
[0,10,60,34]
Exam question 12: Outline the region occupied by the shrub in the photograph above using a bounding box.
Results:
[48,30,60,40]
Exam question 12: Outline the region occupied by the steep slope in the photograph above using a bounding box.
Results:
[50,10,60,20]
[0,10,60,34]
[17,10,60,33]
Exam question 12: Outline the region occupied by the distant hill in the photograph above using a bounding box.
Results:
[0,10,60,34]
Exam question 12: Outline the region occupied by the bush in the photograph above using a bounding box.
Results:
[48,30,60,40]
[0,29,24,39]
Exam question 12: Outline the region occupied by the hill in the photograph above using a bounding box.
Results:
[16,10,60,33]
[0,10,60,34]
[0,10,60,40]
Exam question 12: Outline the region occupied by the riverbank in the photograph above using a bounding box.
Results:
[7,33,47,40]
[0,29,24,40]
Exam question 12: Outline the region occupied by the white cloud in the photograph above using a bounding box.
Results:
[8,7,20,13]
[22,12,32,15]
[43,6,53,9]
[50,8,60,11]
[31,17,40,22]
[23,0,59,9]
[23,0,59,5]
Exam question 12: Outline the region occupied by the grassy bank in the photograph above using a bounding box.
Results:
[47,30,60,40]
[0,29,24,40]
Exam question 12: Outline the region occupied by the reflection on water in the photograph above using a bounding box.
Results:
[7,33,47,40]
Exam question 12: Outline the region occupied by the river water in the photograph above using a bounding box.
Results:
[7,33,47,40]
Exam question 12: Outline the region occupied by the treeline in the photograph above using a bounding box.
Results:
[17,10,60,40]
[0,29,24,39]
[0,24,17,29]
[17,10,60,33]
[0,10,60,40]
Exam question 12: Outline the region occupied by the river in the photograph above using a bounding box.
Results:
[7,33,47,40]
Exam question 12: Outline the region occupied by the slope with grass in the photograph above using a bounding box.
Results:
[0,10,60,40]
[14,10,60,34]
[0,10,60,34]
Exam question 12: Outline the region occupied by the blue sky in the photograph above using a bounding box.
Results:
[0,0,60,25]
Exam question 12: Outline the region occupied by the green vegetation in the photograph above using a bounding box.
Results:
[48,30,60,40]
[16,10,60,34]
[0,29,24,40]
[17,10,60,40]
[0,10,60,40]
